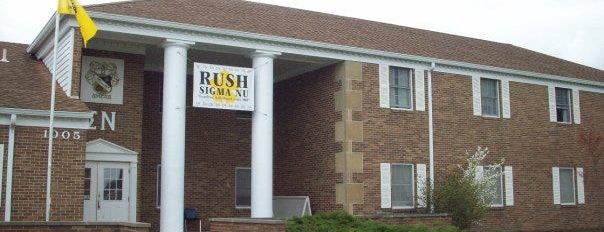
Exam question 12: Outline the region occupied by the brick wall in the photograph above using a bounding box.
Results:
[354,64,603,231]
[274,65,340,212]
[0,221,149,232]
[0,126,87,221]
[210,220,285,232]
[431,72,603,231]
[356,63,431,215]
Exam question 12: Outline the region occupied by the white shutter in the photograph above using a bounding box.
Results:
[572,89,581,124]
[576,167,585,204]
[501,80,511,119]
[415,70,425,111]
[379,64,390,108]
[504,166,514,206]
[472,76,481,116]
[475,165,484,182]
[552,167,560,204]
[416,164,427,207]
[548,86,557,122]
[380,163,391,208]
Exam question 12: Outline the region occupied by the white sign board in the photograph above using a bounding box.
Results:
[193,62,254,111]
[80,56,125,104]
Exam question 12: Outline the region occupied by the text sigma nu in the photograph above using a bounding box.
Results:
[198,71,250,97]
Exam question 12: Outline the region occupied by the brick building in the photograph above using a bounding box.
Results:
[0,0,602,231]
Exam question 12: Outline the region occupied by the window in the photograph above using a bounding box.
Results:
[389,67,412,109]
[559,167,575,205]
[84,168,91,200]
[555,88,571,123]
[484,166,503,207]
[391,164,414,208]
[236,168,251,208]
[103,168,123,201]
[156,164,161,208]
[235,110,252,119]
[481,78,500,117]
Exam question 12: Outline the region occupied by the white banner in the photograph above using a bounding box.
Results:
[193,62,254,111]
[80,56,125,104]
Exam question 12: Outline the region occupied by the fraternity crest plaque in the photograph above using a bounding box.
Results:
[80,56,125,104]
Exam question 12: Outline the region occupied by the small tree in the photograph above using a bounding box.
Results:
[431,147,504,229]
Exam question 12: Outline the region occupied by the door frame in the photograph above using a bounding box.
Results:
[86,138,138,222]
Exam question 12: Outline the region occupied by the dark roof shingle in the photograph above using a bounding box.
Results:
[88,0,604,82]
[0,42,89,112]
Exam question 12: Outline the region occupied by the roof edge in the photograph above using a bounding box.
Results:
[27,11,603,90]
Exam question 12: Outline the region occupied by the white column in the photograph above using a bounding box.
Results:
[250,50,280,218]
[160,39,193,232]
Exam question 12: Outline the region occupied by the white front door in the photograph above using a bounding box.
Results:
[84,161,130,222]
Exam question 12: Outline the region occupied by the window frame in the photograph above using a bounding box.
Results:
[156,164,161,209]
[558,167,576,206]
[390,163,415,209]
[484,165,504,207]
[389,66,414,110]
[235,167,252,209]
[554,87,572,124]
[480,78,501,118]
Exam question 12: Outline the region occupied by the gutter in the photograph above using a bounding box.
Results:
[4,114,16,221]
[0,108,93,119]
[427,62,436,212]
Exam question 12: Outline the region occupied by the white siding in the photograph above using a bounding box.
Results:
[504,166,514,206]
[379,64,390,108]
[572,89,581,124]
[414,70,425,111]
[472,76,481,116]
[552,167,560,204]
[416,164,427,207]
[576,167,585,204]
[380,163,391,208]
[501,80,511,118]
[39,28,75,97]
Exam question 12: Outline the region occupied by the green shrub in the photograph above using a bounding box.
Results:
[433,172,487,229]
[286,212,461,232]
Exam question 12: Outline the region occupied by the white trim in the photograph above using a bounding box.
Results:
[552,167,561,204]
[85,139,138,222]
[504,166,514,206]
[0,108,91,129]
[380,163,391,208]
[416,164,427,208]
[501,80,511,119]
[572,89,581,124]
[414,69,425,111]
[576,167,585,204]
[25,12,604,94]
[472,76,481,116]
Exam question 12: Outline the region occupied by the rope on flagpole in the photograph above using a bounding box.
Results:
[45,11,60,222]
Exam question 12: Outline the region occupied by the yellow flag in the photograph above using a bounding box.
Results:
[58,0,97,47]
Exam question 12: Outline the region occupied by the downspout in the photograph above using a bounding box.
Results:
[4,114,17,221]
[428,62,435,212]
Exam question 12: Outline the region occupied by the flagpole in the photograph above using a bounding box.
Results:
[45,11,60,222]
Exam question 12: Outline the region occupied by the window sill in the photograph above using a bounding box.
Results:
[391,206,415,210]
[235,206,251,210]
[560,203,577,207]
[479,114,500,119]
[554,121,573,125]
[390,107,414,112]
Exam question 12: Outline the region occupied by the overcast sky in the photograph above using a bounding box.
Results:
[0,0,602,70]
